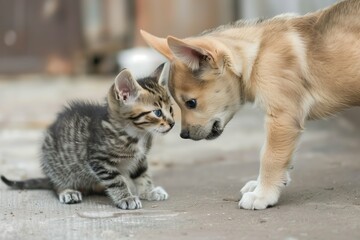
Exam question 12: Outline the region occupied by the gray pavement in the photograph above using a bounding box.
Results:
[0,77,359,240]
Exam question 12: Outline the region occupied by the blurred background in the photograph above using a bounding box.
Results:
[0,0,337,75]
[1,0,359,180]
[1,1,360,239]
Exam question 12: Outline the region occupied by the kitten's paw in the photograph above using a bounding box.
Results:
[147,186,169,201]
[240,180,258,194]
[59,189,82,204]
[117,196,142,210]
[239,187,280,210]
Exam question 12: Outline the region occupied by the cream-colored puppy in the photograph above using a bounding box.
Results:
[141,0,360,210]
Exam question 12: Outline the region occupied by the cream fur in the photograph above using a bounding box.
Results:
[141,0,360,210]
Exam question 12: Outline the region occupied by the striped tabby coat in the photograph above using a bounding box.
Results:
[1,64,174,210]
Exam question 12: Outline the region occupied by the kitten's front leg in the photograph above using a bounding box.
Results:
[239,113,302,210]
[134,173,168,201]
[89,160,142,210]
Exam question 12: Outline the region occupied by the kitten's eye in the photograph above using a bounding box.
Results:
[185,99,197,109]
[153,109,163,117]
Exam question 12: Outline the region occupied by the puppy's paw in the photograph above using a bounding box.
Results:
[147,186,169,201]
[117,196,142,210]
[59,189,82,204]
[239,188,280,210]
[240,180,258,194]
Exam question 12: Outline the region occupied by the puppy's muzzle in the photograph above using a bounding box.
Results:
[205,120,223,140]
[180,129,190,139]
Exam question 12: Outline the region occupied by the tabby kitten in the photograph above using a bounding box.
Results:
[1,63,174,210]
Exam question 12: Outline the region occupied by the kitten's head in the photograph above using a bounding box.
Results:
[108,63,175,135]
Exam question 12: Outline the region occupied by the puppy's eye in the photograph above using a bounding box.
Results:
[185,99,197,109]
[153,109,163,117]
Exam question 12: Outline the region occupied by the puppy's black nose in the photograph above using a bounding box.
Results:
[180,130,190,139]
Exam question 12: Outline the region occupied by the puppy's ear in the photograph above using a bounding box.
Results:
[167,36,218,71]
[114,69,141,104]
[140,30,174,60]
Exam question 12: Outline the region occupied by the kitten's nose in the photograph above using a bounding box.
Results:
[180,129,190,139]
[169,121,175,129]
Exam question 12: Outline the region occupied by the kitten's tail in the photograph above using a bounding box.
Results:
[1,175,52,190]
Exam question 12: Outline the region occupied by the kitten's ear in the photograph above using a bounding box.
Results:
[151,62,171,87]
[114,69,141,103]
[158,62,171,87]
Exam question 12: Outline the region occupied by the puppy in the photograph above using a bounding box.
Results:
[141,0,360,210]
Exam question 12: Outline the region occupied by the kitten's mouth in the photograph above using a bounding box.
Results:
[205,120,223,140]
[155,128,172,134]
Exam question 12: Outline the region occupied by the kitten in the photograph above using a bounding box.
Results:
[1,63,174,210]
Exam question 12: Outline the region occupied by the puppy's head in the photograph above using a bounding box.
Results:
[141,31,243,140]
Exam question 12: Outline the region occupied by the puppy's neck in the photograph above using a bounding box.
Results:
[227,40,260,84]
[215,37,260,104]
[234,41,259,104]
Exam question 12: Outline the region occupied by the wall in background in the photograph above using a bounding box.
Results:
[239,0,337,19]
[0,0,340,74]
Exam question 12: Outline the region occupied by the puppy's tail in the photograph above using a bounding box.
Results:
[1,175,52,190]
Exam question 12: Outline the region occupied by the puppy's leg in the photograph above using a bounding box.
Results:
[239,113,302,210]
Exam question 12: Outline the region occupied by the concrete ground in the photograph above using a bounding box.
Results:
[0,76,359,240]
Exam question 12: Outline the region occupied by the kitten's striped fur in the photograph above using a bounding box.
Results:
[1,63,174,210]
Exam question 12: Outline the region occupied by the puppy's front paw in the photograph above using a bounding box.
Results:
[117,196,142,210]
[147,186,169,201]
[239,188,280,210]
[240,180,258,194]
